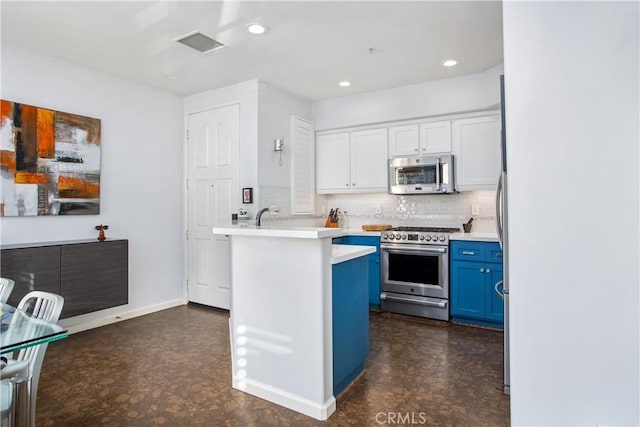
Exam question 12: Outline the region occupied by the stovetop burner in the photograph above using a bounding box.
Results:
[390,226,460,233]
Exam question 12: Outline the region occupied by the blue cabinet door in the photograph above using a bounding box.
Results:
[485,263,504,323]
[368,255,380,306]
[450,260,485,319]
[342,236,381,308]
[332,257,369,396]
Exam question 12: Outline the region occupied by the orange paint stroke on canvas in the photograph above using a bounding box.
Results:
[14,172,48,184]
[0,150,16,171]
[57,176,100,198]
[37,109,55,158]
[0,100,12,123]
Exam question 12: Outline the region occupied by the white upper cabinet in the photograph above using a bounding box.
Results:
[389,120,452,157]
[350,128,388,191]
[452,115,501,191]
[316,128,388,194]
[419,120,452,154]
[388,124,419,156]
[316,132,350,192]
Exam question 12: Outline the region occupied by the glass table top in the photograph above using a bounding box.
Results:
[0,302,68,355]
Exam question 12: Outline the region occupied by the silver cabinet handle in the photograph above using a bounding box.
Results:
[494,280,504,300]
[486,269,491,273]
[346,183,349,187]
[352,183,356,186]
[462,250,475,255]
[480,268,485,273]
[414,148,419,152]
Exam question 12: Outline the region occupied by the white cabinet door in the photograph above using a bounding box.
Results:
[350,128,388,192]
[316,132,351,193]
[291,116,315,214]
[420,120,452,154]
[452,115,501,191]
[388,124,419,157]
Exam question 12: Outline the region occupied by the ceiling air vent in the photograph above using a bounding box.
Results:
[174,31,225,53]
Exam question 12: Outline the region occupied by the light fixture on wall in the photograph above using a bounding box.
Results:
[274,138,284,166]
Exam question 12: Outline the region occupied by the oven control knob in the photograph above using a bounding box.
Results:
[401,235,407,240]
[424,235,431,241]
[419,235,425,241]
[395,234,401,240]
[438,235,446,242]
[431,235,438,241]
[383,233,388,239]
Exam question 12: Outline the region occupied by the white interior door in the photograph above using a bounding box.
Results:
[187,104,240,309]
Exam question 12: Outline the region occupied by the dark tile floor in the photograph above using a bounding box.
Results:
[37,304,510,426]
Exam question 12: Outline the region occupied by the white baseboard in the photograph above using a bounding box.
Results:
[233,377,336,421]
[60,298,187,334]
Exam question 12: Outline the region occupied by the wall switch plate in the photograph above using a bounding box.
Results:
[471,203,480,216]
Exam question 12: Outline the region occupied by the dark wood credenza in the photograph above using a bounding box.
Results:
[0,239,128,319]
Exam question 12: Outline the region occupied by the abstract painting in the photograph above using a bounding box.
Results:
[0,100,101,216]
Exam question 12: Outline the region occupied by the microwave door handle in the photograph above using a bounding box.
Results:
[435,158,441,191]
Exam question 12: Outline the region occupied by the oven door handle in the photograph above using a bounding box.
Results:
[380,292,448,308]
[381,245,447,254]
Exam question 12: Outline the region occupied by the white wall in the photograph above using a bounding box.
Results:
[184,80,259,217]
[312,63,503,131]
[0,44,185,327]
[503,2,639,425]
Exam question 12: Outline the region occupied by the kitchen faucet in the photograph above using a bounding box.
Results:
[256,206,280,226]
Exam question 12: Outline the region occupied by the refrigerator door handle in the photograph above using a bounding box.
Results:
[496,173,504,249]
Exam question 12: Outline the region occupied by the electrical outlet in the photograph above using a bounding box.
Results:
[375,205,383,215]
[471,203,480,216]
[321,205,326,216]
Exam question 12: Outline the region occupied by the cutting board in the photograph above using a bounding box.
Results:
[362,224,393,231]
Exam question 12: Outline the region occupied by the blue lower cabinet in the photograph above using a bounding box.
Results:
[332,256,369,397]
[485,263,504,323]
[450,241,504,328]
[451,261,486,319]
[341,236,381,309]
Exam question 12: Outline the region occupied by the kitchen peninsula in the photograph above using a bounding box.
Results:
[212,225,375,420]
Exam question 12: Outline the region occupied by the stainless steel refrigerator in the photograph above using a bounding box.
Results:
[496,74,510,395]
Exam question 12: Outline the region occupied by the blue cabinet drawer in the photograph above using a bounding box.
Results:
[486,243,503,263]
[451,241,486,261]
[451,241,502,263]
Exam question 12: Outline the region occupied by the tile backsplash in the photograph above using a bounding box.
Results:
[256,187,498,233]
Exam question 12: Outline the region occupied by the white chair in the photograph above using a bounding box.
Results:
[1,291,64,427]
[0,279,14,304]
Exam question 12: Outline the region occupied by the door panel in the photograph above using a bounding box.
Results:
[485,264,505,322]
[187,104,239,309]
[451,261,485,319]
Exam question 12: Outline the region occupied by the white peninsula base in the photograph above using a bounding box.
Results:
[213,225,373,420]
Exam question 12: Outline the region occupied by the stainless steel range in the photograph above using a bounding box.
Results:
[380,226,459,321]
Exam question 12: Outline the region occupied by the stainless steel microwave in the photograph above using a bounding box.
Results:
[388,154,455,194]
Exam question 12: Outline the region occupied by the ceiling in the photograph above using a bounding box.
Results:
[1,1,504,101]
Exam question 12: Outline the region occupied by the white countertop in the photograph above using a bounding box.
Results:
[213,224,343,239]
[450,231,499,242]
[331,244,376,264]
[338,229,382,237]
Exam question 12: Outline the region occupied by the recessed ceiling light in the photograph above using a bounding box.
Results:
[338,81,351,87]
[442,59,458,67]
[247,23,268,35]
[164,74,178,80]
